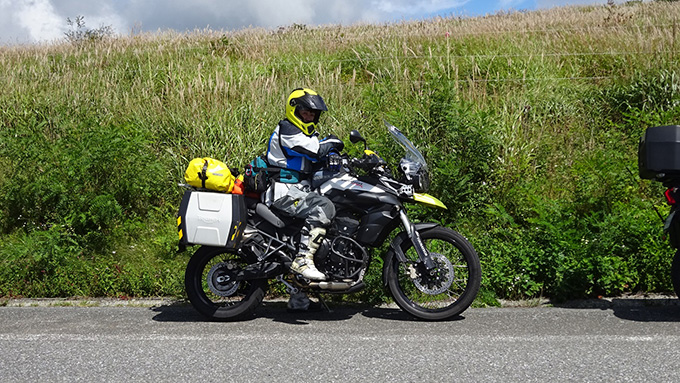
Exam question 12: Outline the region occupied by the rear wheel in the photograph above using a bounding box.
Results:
[185,246,267,321]
[672,250,680,298]
[385,226,481,320]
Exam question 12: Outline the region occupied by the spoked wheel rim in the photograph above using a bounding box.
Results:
[185,247,267,321]
[196,252,258,307]
[387,227,481,320]
[397,243,471,310]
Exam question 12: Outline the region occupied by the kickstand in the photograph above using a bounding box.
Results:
[314,293,332,313]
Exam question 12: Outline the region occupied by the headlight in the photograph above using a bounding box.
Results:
[414,168,430,193]
[399,158,429,193]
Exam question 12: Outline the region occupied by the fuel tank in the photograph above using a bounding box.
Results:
[318,173,386,195]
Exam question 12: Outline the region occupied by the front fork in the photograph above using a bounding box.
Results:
[398,208,437,271]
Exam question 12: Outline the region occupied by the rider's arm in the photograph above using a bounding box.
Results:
[279,125,343,162]
[318,135,344,158]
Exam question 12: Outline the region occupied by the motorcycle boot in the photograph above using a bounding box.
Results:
[290,226,326,281]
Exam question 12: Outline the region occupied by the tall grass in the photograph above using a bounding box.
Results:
[0,1,679,301]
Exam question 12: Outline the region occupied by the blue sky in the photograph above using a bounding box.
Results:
[0,0,620,45]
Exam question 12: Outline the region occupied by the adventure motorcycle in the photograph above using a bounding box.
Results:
[639,124,680,298]
[177,122,482,320]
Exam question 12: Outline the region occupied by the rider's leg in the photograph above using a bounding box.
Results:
[290,223,326,281]
[288,191,335,281]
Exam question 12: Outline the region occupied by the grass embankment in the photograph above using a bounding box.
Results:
[0,2,679,304]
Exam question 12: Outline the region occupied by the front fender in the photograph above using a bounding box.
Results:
[413,193,447,209]
[381,222,439,286]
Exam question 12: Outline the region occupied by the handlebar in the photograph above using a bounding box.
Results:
[344,152,389,177]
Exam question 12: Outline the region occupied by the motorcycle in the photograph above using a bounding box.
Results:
[638,124,680,298]
[177,121,482,320]
[660,186,680,298]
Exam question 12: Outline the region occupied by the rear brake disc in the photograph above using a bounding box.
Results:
[207,262,240,297]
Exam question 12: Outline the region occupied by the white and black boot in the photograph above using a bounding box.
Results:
[290,226,326,281]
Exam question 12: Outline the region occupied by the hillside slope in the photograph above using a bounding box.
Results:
[0,2,679,301]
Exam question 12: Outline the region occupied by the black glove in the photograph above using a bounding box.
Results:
[333,140,345,152]
[319,135,345,156]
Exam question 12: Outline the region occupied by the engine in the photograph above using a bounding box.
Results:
[315,215,368,281]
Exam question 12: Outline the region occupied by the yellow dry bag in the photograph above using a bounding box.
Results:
[184,158,235,193]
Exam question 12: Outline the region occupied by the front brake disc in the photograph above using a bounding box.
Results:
[412,253,454,295]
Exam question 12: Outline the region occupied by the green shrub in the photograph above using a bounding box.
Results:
[1,1,679,303]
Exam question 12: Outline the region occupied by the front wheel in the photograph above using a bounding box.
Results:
[672,250,680,298]
[385,226,481,320]
[185,246,268,321]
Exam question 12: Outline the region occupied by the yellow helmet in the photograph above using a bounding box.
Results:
[285,88,328,136]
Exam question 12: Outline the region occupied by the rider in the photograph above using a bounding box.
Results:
[266,88,344,282]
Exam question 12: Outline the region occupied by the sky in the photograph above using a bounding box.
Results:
[0,0,619,45]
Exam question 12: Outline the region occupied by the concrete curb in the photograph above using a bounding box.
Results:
[2,294,678,309]
[500,294,680,309]
[1,297,184,308]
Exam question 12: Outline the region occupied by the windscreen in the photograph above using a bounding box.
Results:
[385,121,428,170]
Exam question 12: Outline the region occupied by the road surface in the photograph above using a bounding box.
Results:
[1,298,679,382]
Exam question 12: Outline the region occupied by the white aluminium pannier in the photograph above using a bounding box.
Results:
[177,191,246,248]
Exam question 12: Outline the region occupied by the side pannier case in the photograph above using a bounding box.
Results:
[639,125,680,182]
[177,191,246,248]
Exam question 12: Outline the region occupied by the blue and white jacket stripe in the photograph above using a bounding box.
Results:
[267,119,342,173]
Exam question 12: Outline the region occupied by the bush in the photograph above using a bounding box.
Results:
[64,16,114,45]
[1,2,680,302]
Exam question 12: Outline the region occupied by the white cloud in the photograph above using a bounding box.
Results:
[0,0,129,44]
[77,3,127,36]
[0,0,615,45]
[535,0,627,8]
[18,0,63,42]
[0,0,475,44]
[116,0,369,31]
[372,0,469,14]
[497,0,528,8]
[250,0,317,26]
[0,0,63,44]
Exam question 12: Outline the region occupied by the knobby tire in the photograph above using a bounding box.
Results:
[385,226,481,321]
[185,246,267,321]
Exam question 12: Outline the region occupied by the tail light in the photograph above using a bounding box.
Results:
[665,187,678,205]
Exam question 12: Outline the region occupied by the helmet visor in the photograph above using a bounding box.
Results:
[295,93,328,112]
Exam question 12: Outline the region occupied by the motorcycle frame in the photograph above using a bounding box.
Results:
[231,199,440,285]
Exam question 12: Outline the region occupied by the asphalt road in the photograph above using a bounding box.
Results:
[1,299,679,382]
